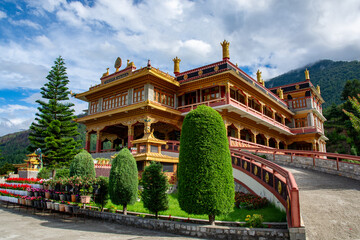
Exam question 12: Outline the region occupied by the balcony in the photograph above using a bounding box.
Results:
[290,126,325,135]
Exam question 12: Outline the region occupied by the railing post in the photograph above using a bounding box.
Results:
[290,188,301,228]
[336,157,339,171]
[313,154,316,167]
[273,151,276,161]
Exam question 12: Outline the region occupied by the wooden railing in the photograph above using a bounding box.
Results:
[229,98,292,133]
[231,149,301,228]
[177,98,226,112]
[231,147,360,169]
[228,137,274,149]
[161,140,180,152]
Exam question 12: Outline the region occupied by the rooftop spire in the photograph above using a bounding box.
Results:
[173,56,181,75]
[220,40,230,60]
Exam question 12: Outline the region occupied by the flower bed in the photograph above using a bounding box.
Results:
[6,178,41,184]
[235,192,269,210]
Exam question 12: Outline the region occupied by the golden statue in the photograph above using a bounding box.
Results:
[277,88,284,99]
[144,119,152,134]
[127,59,135,68]
[102,68,109,77]
[220,40,230,60]
[316,85,321,94]
[305,68,310,80]
[256,69,265,86]
[173,56,181,74]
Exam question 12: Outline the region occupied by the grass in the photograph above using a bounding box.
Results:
[103,192,286,222]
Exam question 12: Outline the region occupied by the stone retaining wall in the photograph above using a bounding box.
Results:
[81,209,292,240]
[261,153,360,181]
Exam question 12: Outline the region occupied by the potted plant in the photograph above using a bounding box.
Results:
[80,185,93,204]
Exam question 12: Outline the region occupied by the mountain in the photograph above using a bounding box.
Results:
[0,130,30,166]
[266,60,360,108]
[0,121,86,167]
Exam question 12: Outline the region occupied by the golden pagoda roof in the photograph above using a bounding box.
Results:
[133,152,178,163]
[132,131,167,145]
[24,152,39,164]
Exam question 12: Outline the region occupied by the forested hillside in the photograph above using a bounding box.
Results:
[266,60,360,108]
[0,122,86,167]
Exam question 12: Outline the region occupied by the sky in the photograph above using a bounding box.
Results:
[1,0,360,137]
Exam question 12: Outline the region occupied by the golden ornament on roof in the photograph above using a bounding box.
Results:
[115,57,122,72]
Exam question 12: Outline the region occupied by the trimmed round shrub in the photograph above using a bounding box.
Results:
[69,150,96,177]
[178,105,235,224]
[109,148,138,215]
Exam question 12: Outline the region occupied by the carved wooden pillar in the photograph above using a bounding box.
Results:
[127,125,134,148]
[226,83,231,104]
[275,139,280,149]
[85,132,90,152]
[244,93,249,107]
[259,102,264,114]
[96,130,101,153]
[252,131,258,143]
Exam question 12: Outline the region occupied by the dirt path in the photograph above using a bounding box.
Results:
[285,166,360,240]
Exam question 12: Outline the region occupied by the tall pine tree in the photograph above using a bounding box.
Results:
[28,56,80,169]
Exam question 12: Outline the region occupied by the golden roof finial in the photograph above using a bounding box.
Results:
[256,69,265,86]
[277,88,284,99]
[173,56,181,74]
[102,68,109,77]
[114,57,122,72]
[316,85,321,94]
[220,40,230,60]
[305,68,310,80]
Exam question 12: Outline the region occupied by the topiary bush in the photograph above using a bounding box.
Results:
[69,150,96,178]
[109,148,138,215]
[141,161,169,218]
[178,105,235,225]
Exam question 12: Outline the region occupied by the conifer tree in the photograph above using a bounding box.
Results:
[109,148,138,215]
[69,150,96,178]
[178,105,235,225]
[343,94,360,132]
[141,161,169,218]
[28,56,80,169]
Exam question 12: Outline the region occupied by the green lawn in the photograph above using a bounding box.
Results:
[103,193,286,222]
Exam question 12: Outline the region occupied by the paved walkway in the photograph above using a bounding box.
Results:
[284,166,360,240]
[0,206,200,240]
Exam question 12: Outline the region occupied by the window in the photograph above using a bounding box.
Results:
[150,145,158,153]
[184,91,197,105]
[139,145,146,153]
[102,91,128,111]
[230,89,245,104]
[162,163,174,172]
[90,101,98,114]
[202,87,219,101]
[292,97,306,109]
[133,87,144,103]
[295,118,307,128]
[154,88,174,107]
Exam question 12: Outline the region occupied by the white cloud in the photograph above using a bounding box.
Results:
[0,10,7,19]
[9,19,42,29]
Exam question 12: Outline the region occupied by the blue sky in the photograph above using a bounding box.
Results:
[1,0,360,136]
